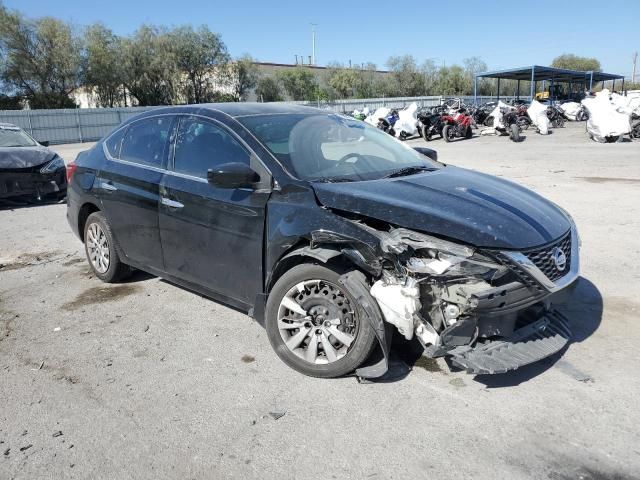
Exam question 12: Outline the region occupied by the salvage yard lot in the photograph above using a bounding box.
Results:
[1,122,640,479]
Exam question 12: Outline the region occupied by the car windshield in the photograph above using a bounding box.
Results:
[239,113,439,182]
[0,127,38,147]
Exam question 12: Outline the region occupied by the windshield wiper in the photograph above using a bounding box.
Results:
[381,165,435,179]
[312,177,355,183]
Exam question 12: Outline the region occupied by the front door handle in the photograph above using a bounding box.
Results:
[161,197,184,209]
[100,181,117,192]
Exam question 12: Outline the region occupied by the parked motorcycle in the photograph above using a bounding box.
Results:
[377,109,399,136]
[515,104,532,130]
[576,105,589,122]
[441,108,473,142]
[546,105,566,128]
[394,103,420,140]
[487,103,522,142]
[417,108,444,141]
[473,102,498,127]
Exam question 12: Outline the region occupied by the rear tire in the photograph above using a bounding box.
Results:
[265,263,376,378]
[84,211,132,283]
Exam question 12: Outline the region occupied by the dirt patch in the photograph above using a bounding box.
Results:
[241,355,255,363]
[62,285,141,311]
[0,251,62,272]
[62,257,85,267]
[413,356,443,373]
[576,176,640,185]
[0,308,18,342]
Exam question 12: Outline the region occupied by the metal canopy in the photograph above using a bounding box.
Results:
[473,65,625,103]
[476,65,623,83]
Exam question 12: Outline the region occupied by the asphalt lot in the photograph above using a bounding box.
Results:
[1,121,640,480]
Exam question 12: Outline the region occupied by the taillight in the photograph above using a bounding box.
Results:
[66,162,78,182]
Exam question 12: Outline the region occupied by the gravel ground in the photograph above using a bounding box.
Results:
[1,121,640,480]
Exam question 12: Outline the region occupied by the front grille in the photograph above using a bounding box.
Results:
[522,231,572,282]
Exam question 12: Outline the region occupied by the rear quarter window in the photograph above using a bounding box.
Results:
[105,127,126,158]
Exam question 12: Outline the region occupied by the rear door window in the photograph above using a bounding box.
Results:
[120,116,172,168]
[173,116,250,179]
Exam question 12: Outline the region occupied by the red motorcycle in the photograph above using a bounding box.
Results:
[441,108,473,142]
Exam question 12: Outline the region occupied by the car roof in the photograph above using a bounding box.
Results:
[140,102,325,119]
[0,122,20,129]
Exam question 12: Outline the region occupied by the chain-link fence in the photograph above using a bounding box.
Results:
[0,95,527,145]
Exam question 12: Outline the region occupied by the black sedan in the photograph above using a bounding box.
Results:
[0,123,66,202]
[66,104,579,380]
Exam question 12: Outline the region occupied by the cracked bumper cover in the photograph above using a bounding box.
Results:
[448,309,571,374]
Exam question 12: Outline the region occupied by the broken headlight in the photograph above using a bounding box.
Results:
[406,253,505,277]
[40,155,65,173]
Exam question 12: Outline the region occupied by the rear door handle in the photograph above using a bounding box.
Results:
[161,197,184,209]
[100,181,117,192]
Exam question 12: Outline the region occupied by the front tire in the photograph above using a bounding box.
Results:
[517,117,531,130]
[421,125,433,141]
[84,211,132,283]
[265,263,376,378]
[510,123,520,142]
[442,124,453,142]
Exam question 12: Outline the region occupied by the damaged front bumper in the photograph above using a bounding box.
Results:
[326,221,580,379]
[0,167,67,200]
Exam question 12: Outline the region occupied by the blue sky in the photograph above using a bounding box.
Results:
[7,0,639,78]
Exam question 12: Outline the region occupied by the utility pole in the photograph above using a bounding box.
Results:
[310,23,317,65]
[633,52,638,83]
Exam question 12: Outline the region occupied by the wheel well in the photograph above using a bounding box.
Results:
[78,203,100,242]
[267,244,353,294]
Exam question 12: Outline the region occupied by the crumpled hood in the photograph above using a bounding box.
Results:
[0,146,56,169]
[312,166,571,250]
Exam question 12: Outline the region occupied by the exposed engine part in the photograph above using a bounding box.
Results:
[370,276,421,340]
[443,303,460,324]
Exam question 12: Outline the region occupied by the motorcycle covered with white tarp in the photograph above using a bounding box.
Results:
[527,100,551,135]
[364,107,391,127]
[394,102,419,140]
[558,102,587,121]
[582,89,631,143]
[479,101,521,141]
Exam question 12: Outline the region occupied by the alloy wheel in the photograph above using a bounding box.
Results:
[277,280,358,365]
[86,222,110,274]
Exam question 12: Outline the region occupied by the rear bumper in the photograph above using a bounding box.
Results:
[0,168,67,199]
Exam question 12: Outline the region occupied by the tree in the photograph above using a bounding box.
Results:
[84,23,124,107]
[328,67,360,98]
[386,55,425,97]
[227,55,259,101]
[277,67,317,101]
[255,75,282,102]
[433,65,468,95]
[462,56,487,93]
[0,6,82,108]
[121,25,178,106]
[419,59,438,95]
[171,25,228,104]
[552,54,601,72]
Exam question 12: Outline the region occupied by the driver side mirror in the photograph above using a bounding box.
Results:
[39,140,50,147]
[207,162,260,189]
